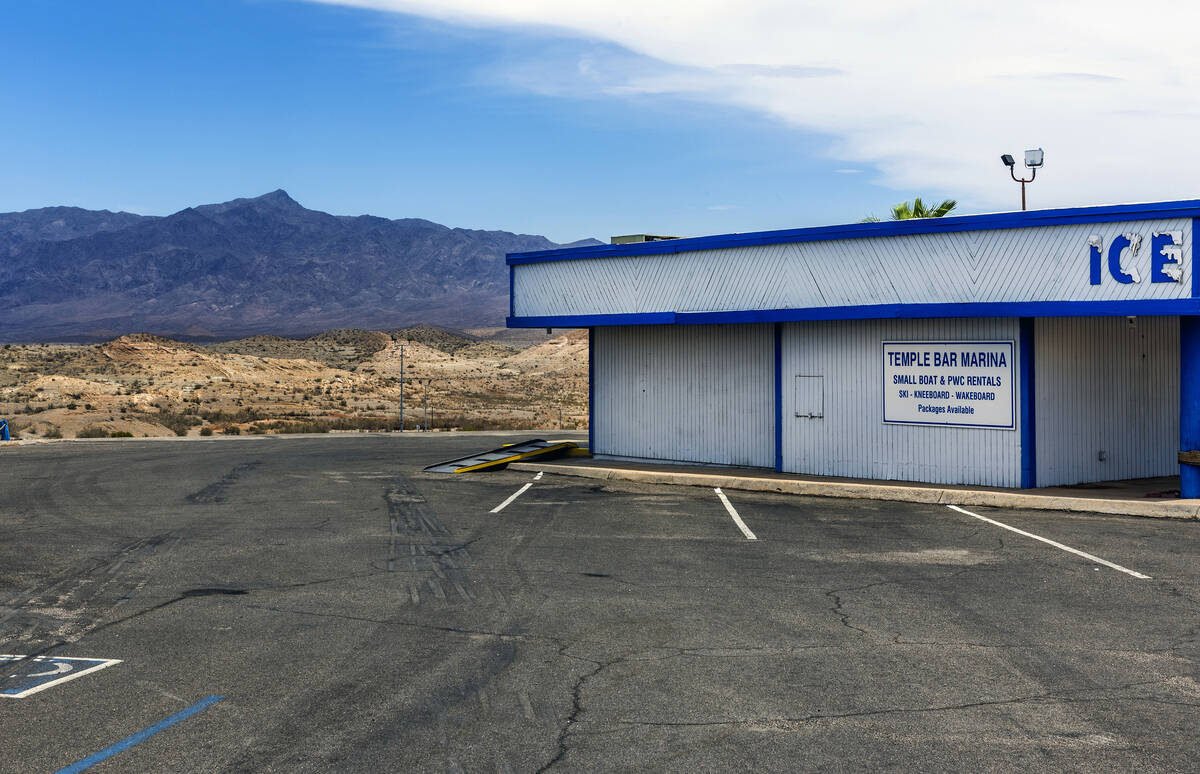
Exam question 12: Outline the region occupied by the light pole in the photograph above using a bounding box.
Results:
[420,378,444,431]
[1001,148,1044,211]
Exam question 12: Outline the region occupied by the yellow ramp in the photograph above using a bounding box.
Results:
[423,439,580,474]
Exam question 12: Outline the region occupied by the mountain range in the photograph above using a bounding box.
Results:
[0,190,599,341]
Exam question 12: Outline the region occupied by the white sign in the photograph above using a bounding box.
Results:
[883,341,1015,429]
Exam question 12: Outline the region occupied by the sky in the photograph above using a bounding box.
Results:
[3,0,1198,243]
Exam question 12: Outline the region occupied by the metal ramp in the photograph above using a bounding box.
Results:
[423,439,580,474]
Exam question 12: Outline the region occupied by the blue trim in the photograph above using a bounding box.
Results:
[773,323,782,473]
[508,264,515,318]
[508,299,1200,328]
[508,199,1200,265]
[588,327,595,454]
[55,696,223,773]
[509,312,677,328]
[1019,318,1036,488]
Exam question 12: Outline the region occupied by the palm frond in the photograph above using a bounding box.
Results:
[887,197,957,220]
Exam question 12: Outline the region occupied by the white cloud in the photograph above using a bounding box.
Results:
[308,0,1200,212]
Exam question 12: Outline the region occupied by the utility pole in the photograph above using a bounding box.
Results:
[398,344,405,432]
[423,379,429,432]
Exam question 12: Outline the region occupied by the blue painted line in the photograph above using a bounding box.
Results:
[55,696,223,774]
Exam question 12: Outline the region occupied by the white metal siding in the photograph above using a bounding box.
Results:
[780,318,1024,487]
[1034,317,1178,486]
[593,325,773,467]
[513,218,1192,317]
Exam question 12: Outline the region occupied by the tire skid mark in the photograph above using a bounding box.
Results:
[385,476,478,608]
[185,461,263,504]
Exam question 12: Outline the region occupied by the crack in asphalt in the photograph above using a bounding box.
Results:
[534,658,612,774]
[820,567,982,639]
[604,677,1192,730]
[826,589,870,636]
[0,587,242,678]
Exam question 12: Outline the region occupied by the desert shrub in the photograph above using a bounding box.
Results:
[109,431,133,438]
[43,426,62,439]
[77,426,109,438]
[223,425,241,435]
[199,427,213,436]
[200,408,265,424]
[157,410,203,437]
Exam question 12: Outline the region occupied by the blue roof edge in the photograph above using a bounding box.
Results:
[508,199,1200,265]
[507,299,1200,328]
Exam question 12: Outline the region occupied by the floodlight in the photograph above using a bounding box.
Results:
[1000,147,1043,210]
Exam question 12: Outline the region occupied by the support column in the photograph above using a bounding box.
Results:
[1181,317,1200,497]
[587,327,595,454]
[1019,318,1036,488]
[773,323,783,473]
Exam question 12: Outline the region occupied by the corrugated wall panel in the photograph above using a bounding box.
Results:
[593,325,773,467]
[781,318,1024,487]
[512,218,1192,317]
[1035,317,1178,486]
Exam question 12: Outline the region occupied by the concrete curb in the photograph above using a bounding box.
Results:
[508,462,1200,520]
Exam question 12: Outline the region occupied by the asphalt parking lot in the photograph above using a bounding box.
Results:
[1,433,1198,773]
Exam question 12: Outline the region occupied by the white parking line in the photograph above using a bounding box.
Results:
[534,471,543,480]
[945,505,1150,579]
[490,482,534,513]
[714,488,757,540]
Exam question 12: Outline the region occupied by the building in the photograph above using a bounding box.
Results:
[506,200,1200,495]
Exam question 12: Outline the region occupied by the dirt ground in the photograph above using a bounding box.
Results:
[0,327,587,439]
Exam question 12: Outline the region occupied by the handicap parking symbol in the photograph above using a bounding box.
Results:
[1,655,121,698]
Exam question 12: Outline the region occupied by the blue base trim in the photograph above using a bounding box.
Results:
[773,323,783,473]
[1019,318,1036,488]
[56,696,223,774]
[508,199,1200,265]
[507,299,1200,329]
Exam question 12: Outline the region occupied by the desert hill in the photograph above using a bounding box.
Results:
[0,327,586,439]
